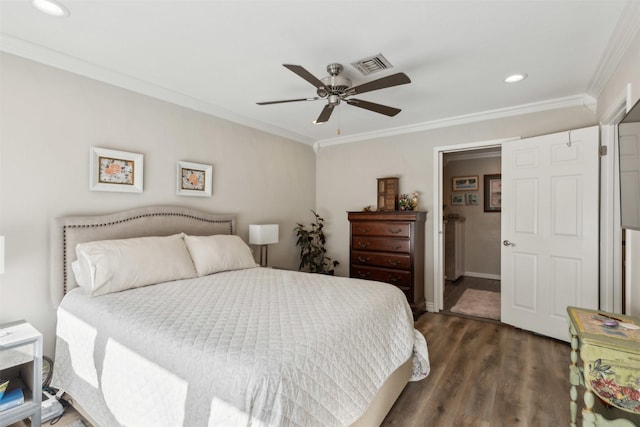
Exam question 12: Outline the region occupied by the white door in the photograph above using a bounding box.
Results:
[501,126,599,341]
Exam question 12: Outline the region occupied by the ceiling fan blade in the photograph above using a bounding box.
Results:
[283,64,329,91]
[346,99,401,116]
[257,97,319,105]
[347,73,411,96]
[313,104,335,124]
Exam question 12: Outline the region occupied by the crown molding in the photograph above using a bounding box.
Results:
[0,34,603,151]
[0,34,314,145]
[316,94,596,149]
[587,0,640,98]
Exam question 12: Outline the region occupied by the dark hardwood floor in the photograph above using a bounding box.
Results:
[21,286,576,427]
[31,315,573,427]
[382,312,571,427]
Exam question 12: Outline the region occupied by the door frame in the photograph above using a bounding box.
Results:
[600,95,626,313]
[431,137,518,312]
[600,82,633,313]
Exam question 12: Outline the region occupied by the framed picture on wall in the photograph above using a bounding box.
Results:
[89,147,144,193]
[451,193,464,205]
[465,192,479,205]
[452,175,479,191]
[484,174,501,212]
[177,161,213,197]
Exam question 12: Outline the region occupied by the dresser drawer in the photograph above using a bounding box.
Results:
[352,236,410,253]
[351,222,410,238]
[348,211,427,317]
[352,250,411,269]
[351,266,412,288]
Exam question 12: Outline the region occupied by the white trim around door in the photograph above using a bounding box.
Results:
[599,82,632,313]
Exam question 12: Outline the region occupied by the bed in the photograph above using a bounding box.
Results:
[49,206,429,426]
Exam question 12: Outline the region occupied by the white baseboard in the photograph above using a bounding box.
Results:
[463,271,501,280]
[426,301,437,313]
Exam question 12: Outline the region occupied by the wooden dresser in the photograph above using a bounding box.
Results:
[348,211,426,317]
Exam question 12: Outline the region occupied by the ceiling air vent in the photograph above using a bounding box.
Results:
[351,54,393,76]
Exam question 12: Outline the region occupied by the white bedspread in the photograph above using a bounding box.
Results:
[52,267,429,426]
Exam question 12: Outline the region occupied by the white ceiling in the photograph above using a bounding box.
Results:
[0,0,637,145]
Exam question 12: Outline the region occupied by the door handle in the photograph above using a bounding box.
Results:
[503,240,514,246]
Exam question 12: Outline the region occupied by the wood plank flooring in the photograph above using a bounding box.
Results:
[382,312,571,426]
[16,311,573,427]
[8,404,89,427]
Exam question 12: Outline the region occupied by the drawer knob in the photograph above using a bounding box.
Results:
[357,227,370,233]
[357,271,371,278]
[388,259,400,266]
[387,275,401,283]
[389,228,403,234]
[388,245,401,250]
[357,241,371,248]
[357,256,371,263]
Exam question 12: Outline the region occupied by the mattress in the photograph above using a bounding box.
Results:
[51,267,429,426]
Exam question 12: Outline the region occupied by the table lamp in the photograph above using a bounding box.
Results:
[249,224,279,267]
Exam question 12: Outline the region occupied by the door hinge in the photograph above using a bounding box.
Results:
[600,146,608,156]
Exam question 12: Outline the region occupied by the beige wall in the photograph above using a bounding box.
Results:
[0,53,316,356]
[316,108,597,307]
[596,26,640,121]
[314,26,640,312]
[3,24,638,356]
[444,155,502,278]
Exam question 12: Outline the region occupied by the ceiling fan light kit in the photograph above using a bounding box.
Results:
[257,62,411,124]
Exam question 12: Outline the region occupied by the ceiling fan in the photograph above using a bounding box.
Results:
[257,63,411,124]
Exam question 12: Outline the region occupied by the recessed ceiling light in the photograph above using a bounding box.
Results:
[504,73,528,83]
[32,0,70,17]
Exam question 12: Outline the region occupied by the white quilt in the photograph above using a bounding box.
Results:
[52,268,429,426]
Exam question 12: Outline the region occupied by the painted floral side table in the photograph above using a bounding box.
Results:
[567,306,640,427]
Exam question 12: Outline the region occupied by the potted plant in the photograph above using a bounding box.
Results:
[294,210,340,275]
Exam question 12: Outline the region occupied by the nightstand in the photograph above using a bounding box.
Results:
[567,307,640,426]
[0,321,42,427]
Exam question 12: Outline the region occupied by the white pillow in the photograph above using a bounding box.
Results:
[75,233,197,297]
[184,234,258,277]
[71,260,89,288]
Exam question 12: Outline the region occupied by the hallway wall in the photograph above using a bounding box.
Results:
[443,153,502,278]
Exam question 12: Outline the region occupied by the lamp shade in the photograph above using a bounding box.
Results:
[249,224,279,245]
[0,236,4,274]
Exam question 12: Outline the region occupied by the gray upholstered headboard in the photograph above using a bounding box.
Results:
[50,205,236,307]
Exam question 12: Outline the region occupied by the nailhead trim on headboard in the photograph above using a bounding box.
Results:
[60,212,235,296]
